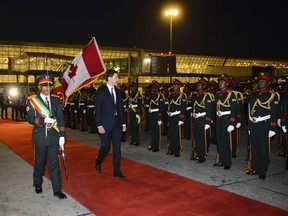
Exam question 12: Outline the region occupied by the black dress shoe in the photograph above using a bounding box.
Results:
[259,175,266,180]
[95,159,101,173]
[224,165,231,170]
[247,170,257,175]
[35,186,42,194]
[152,149,159,152]
[174,153,180,157]
[114,172,127,179]
[197,158,206,163]
[53,191,67,199]
[213,162,223,167]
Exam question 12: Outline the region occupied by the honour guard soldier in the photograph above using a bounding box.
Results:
[147,80,164,152]
[191,78,214,162]
[119,83,128,141]
[143,84,152,133]
[27,74,67,199]
[229,77,244,158]
[247,72,280,179]
[78,88,88,131]
[167,79,187,157]
[87,85,97,133]
[161,83,171,136]
[128,81,142,146]
[214,74,237,170]
[183,82,193,140]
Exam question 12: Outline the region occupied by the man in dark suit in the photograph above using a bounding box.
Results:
[27,74,67,199]
[95,70,127,179]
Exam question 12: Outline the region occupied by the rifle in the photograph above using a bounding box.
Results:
[166,135,171,155]
[190,138,196,160]
[285,153,288,169]
[61,149,68,180]
[246,150,252,173]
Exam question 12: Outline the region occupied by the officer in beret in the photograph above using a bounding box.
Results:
[27,74,67,199]
[214,74,237,170]
[147,80,164,152]
[191,78,214,162]
[229,77,244,158]
[119,83,128,141]
[247,72,280,179]
[167,79,187,157]
[128,81,142,146]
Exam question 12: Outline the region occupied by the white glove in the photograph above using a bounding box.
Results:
[236,123,241,128]
[227,125,235,132]
[282,126,287,133]
[268,130,276,138]
[247,130,250,135]
[44,117,55,124]
[178,121,184,126]
[83,109,86,114]
[136,114,140,119]
[59,137,65,150]
[277,119,281,127]
[204,124,210,130]
[158,120,162,125]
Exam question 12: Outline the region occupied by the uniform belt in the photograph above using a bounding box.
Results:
[149,108,159,113]
[79,103,85,105]
[216,110,231,117]
[192,112,206,118]
[186,106,192,110]
[70,103,75,105]
[167,111,180,116]
[144,105,149,108]
[130,104,138,108]
[87,105,94,108]
[249,114,270,123]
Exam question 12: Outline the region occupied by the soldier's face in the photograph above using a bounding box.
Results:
[218,80,227,90]
[258,79,269,90]
[38,84,53,96]
[196,82,204,92]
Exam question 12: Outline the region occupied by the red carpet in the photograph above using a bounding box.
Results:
[1,120,287,216]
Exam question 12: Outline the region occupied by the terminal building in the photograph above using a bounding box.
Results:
[0,40,287,95]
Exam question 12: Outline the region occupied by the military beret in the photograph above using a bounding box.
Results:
[129,81,138,88]
[219,74,231,84]
[230,77,238,88]
[152,80,161,88]
[36,74,54,85]
[173,79,183,87]
[198,78,210,87]
[119,83,127,91]
[257,72,273,82]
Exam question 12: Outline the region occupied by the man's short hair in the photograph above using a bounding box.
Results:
[105,70,118,81]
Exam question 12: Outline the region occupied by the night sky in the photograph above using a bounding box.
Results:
[1,0,287,59]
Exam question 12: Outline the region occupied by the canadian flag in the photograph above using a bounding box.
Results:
[59,37,106,106]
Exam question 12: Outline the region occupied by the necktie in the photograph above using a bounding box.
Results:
[45,97,49,108]
[111,88,115,104]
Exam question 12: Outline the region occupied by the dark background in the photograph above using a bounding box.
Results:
[1,0,287,59]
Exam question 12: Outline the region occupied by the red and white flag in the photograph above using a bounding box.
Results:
[59,37,106,106]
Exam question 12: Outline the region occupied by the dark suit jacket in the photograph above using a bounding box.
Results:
[27,94,66,146]
[95,84,126,130]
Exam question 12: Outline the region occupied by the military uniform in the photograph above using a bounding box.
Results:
[119,83,128,141]
[128,82,142,146]
[147,80,164,152]
[248,72,280,178]
[167,79,186,157]
[78,89,88,132]
[27,74,66,198]
[183,83,193,140]
[215,74,237,170]
[191,78,214,162]
[86,86,97,133]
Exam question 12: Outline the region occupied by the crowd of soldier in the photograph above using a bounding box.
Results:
[0,89,28,121]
